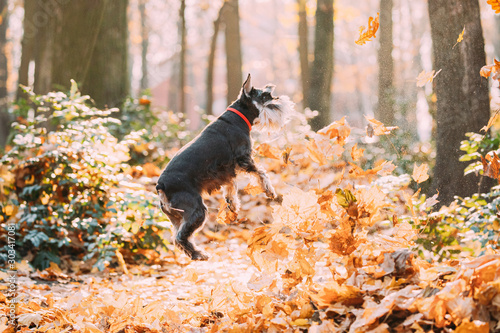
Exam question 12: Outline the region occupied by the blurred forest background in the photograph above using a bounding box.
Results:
[1,0,500,201]
[8,2,500,330]
[2,0,500,268]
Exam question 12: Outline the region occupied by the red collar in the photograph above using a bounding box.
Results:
[227,107,252,131]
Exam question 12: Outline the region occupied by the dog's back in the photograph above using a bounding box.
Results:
[157,112,252,197]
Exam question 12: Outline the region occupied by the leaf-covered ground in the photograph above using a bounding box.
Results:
[2,116,498,332]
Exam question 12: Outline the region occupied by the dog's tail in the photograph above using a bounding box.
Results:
[157,189,184,215]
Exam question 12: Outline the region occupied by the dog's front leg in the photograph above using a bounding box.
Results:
[223,181,240,213]
[240,158,277,199]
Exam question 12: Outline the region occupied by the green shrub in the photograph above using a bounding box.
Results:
[0,81,170,270]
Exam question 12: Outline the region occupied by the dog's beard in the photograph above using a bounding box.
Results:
[253,95,294,132]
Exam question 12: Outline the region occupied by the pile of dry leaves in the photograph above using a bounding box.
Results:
[1,115,498,332]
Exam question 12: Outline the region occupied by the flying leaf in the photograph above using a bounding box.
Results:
[482,153,500,181]
[216,201,238,224]
[416,69,442,87]
[355,13,379,45]
[364,116,398,136]
[452,27,465,49]
[244,183,264,196]
[256,143,281,159]
[480,59,500,83]
[351,143,364,162]
[317,117,351,145]
[481,109,500,133]
[307,139,327,166]
[487,0,500,13]
[412,163,429,183]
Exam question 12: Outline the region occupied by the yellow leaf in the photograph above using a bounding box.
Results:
[184,268,198,283]
[335,188,356,208]
[364,116,398,136]
[487,0,500,13]
[291,318,310,327]
[216,201,238,224]
[255,143,281,159]
[455,319,489,333]
[115,249,129,275]
[416,69,442,87]
[40,192,50,205]
[452,27,465,48]
[481,109,500,133]
[244,183,264,196]
[307,139,327,166]
[412,163,429,183]
[355,13,379,45]
[480,59,500,82]
[3,205,14,216]
[350,143,364,162]
[317,116,351,145]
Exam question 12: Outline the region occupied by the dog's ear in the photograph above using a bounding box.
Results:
[264,84,275,94]
[242,74,252,96]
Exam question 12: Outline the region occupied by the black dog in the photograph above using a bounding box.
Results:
[156,74,293,260]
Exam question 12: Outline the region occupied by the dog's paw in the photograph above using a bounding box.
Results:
[191,250,209,261]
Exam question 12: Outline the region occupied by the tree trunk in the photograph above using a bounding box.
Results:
[139,0,148,92]
[50,0,106,95]
[309,0,334,131]
[297,0,310,109]
[81,0,129,108]
[376,0,394,125]
[0,0,10,147]
[17,0,36,100]
[494,15,500,59]
[20,0,128,108]
[179,0,187,114]
[222,0,243,105]
[428,0,491,205]
[206,3,225,116]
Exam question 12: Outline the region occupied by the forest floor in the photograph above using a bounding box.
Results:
[4,118,500,332]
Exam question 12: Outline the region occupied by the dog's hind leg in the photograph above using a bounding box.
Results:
[171,193,209,261]
[223,181,240,213]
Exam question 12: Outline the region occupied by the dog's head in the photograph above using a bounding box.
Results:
[239,74,294,132]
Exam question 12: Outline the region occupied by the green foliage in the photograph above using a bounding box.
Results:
[363,132,434,182]
[0,82,170,270]
[408,131,500,260]
[107,94,192,166]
